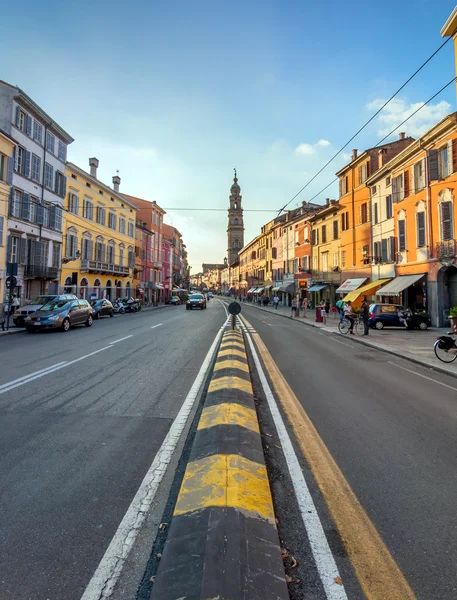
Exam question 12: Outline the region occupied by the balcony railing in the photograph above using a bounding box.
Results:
[311,270,342,283]
[436,240,456,260]
[80,260,130,275]
[24,265,59,279]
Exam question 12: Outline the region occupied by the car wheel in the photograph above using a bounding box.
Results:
[109,311,114,317]
[418,321,428,331]
[62,318,70,332]
[94,312,99,319]
[374,321,384,330]
[86,315,93,327]
[120,307,125,314]
[26,328,35,333]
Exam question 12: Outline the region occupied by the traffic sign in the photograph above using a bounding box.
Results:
[5,276,17,290]
[228,302,241,315]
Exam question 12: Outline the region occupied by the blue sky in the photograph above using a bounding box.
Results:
[2,0,457,270]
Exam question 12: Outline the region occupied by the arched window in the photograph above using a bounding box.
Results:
[234,202,238,209]
[108,240,115,265]
[438,189,454,241]
[232,241,235,248]
[119,244,125,266]
[234,218,238,225]
[415,201,426,248]
[80,277,88,299]
[235,239,239,248]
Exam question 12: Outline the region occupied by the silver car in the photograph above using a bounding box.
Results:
[13,294,77,327]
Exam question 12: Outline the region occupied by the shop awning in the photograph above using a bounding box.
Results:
[279,283,295,294]
[156,284,164,289]
[247,287,256,293]
[272,286,280,292]
[343,278,391,302]
[255,287,264,294]
[309,284,328,292]
[264,284,272,291]
[376,274,426,296]
[336,278,367,294]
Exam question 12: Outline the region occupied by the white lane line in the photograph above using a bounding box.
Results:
[80,315,231,600]
[389,361,457,392]
[150,323,162,329]
[109,335,133,344]
[0,347,113,395]
[0,362,67,391]
[333,338,355,348]
[239,318,348,600]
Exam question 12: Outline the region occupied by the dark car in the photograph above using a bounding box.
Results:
[13,294,77,327]
[166,296,182,305]
[368,303,431,330]
[91,299,114,319]
[186,293,207,310]
[25,299,93,332]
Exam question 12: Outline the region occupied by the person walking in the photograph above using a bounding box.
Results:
[291,296,298,318]
[301,297,307,317]
[336,296,345,323]
[361,297,370,335]
[273,295,279,310]
[324,299,330,318]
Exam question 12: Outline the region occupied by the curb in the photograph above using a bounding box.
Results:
[246,303,457,380]
[0,328,26,337]
[151,328,288,600]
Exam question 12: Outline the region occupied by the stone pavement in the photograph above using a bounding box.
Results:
[241,301,457,378]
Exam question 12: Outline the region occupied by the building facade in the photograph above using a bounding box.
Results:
[0,130,16,307]
[0,81,74,301]
[61,160,136,299]
[162,238,173,300]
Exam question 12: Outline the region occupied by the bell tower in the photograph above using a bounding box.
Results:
[227,169,244,266]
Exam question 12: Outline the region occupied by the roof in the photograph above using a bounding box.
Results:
[163,223,182,239]
[335,138,414,177]
[123,193,166,215]
[441,7,457,37]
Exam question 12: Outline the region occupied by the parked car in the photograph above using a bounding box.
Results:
[13,294,77,327]
[167,296,182,305]
[368,303,431,330]
[91,299,114,319]
[186,293,207,310]
[25,299,93,332]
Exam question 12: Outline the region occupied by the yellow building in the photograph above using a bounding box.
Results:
[61,158,137,300]
[0,130,16,307]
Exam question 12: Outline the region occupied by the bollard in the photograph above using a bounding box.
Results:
[228,301,241,329]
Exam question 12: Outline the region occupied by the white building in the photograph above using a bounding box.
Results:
[0,81,73,299]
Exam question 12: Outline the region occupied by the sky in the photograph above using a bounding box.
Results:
[2,0,457,272]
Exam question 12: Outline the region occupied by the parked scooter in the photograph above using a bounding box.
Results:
[112,300,126,314]
[122,298,141,313]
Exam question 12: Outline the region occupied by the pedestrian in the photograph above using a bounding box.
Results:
[273,294,279,310]
[291,296,298,318]
[301,297,307,317]
[361,297,369,335]
[324,299,330,317]
[344,300,356,334]
[335,296,345,322]
[11,294,20,314]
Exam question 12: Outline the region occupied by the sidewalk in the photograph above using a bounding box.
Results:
[242,301,457,378]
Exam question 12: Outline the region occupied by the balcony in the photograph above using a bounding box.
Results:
[436,240,456,261]
[24,265,59,279]
[311,270,342,283]
[80,259,130,276]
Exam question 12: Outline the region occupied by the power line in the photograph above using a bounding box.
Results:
[307,76,457,203]
[278,35,455,215]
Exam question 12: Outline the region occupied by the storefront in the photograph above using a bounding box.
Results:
[376,274,427,311]
[278,281,295,306]
[335,278,367,297]
[343,278,391,307]
[308,284,328,306]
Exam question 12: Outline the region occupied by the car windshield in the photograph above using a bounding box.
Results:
[190,294,203,300]
[91,300,102,306]
[39,300,71,312]
[31,296,55,305]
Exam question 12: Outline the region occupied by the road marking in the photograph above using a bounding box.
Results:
[109,335,133,344]
[0,362,67,391]
[389,361,457,392]
[150,323,162,329]
[198,402,259,433]
[214,359,249,373]
[80,315,231,600]
[333,338,355,348]
[240,315,416,600]
[208,374,253,394]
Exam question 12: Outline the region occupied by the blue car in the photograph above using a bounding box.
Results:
[368,303,431,330]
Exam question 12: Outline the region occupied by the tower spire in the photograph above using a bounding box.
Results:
[227,170,244,266]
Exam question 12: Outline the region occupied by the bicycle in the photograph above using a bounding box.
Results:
[434,332,457,363]
[338,314,365,336]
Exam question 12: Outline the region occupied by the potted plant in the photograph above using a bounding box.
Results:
[450,307,457,332]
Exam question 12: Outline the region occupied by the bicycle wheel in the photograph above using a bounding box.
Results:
[434,340,457,363]
[355,319,365,336]
[338,318,350,334]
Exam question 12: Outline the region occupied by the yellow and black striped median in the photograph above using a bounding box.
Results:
[152,329,288,600]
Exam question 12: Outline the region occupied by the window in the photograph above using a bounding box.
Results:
[341,212,349,231]
[234,218,238,225]
[392,174,404,202]
[108,244,115,264]
[429,144,451,181]
[389,236,396,262]
[312,256,317,271]
[45,163,53,189]
[333,253,338,268]
[381,239,388,263]
[20,192,30,220]
[272,247,277,259]
[416,212,426,247]
[360,203,368,224]
[358,164,367,185]
[398,219,406,251]
[333,219,338,240]
[119,246,124,266]
[52,242,60,268]
[311,229,316,246]
[84,198,94,220]
[31,154,41,182]
[404,169,410,198]
[128,221,134,237]
[58,141,66,162]
[374,203,378,224]
[340,176,348,196]
[440,201,453,241]
[386,176,391,186]
[66,232,77,258]
[96,206,106,225]
[33,121,43,144]
[120,216,126,234]
[371,185,377,195]
[55,171,65,197]
[0,216,3,246]
[69,192,79,214]
[16,108,26,132]
[386,195,393,219]
[10,189,21,217]
[9,236,18,262]
[46,132,55,154]
[321,225,327,243]
[109,212,116,229]
[82,237,93,260]
[15,147,25,174]
[414,160,425,192]
[322,252,329,272]
[96,240,106,262]
[341,250,346,268]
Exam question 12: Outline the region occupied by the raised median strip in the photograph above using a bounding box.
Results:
[151,328,288,600]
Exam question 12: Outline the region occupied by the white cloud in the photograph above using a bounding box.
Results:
[295,143,315,155]
[317,139,331,147]
[366,97,452,138]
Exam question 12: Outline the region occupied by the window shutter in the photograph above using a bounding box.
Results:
[359,204,362,224]
[440,202,453,241]
[389,236,396,262]
[398,220,406,251]
[89,240,94,260]
[15,106,20,127]
[428,149,439,181]
[392,176,398,202]
[417,212,426,247]
[374,203,378,224]
[62,175,66,198]
[6,156,14,184]
[49,204,56,229]
[26,115,32,136]
[21,192,30,220]
[18,237,27,264]
[410,166,415,195]
[102,244,107,263]
[404,169,409,197]
[24,151,31,177]
[8,187,14,216]
[333,219,338,239]
[447,140,453,177]
[36,202,44,225]
[452,139,457,173]
[54,171,59,194]
[381,239,388,262]
[7,235,12,262]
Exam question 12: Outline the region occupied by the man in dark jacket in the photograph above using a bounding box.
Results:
[361,297,370,335]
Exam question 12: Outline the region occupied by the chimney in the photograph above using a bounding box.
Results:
[89,157,99,178]
[351,149,358,161]
[399,132,406,140]
[325,197,330,206]
[112,175,121,192]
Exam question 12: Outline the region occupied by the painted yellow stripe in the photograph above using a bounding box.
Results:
[223,331,242,336]
[198,402,259,433]
[220,340,245,350]
[241,314,416,600]
[208,375,253,395]
[174,454,275,523]
[214,359,249,373]
[218,348,246,360]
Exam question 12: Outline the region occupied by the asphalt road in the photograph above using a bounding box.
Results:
[241,303,457,600]
[0,300,226,600]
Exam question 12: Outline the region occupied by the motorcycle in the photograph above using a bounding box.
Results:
[122,298,141,313]
[112,300,126,314]
[434,332,457,363]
